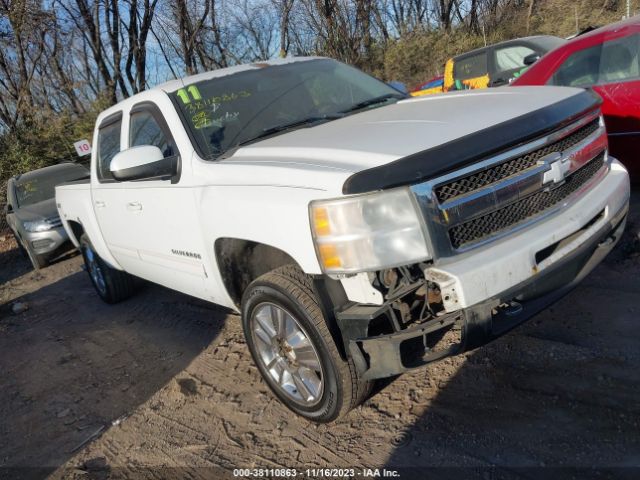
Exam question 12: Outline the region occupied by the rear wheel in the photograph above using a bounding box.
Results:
[241,265,371,422]
[80,234,137,304]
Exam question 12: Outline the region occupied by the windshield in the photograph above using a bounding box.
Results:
[170,58,405,159]
[15,165,88,208]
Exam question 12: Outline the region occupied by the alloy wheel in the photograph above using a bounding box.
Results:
[250,302,324,406]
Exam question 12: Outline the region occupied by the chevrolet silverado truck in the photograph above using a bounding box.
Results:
[56,57,630,422]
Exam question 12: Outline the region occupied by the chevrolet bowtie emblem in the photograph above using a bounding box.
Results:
[539,153,571,185]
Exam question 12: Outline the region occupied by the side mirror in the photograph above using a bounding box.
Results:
[110,145,178,182]
[523,53,541,66]
[387,81,409,95]
[4,204,12,214]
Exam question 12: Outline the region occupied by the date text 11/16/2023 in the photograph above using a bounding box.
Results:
[232,468,401,478]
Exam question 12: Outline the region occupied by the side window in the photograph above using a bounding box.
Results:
[454,53,488,80]
[551,45,601,87]
[130,109,174,157]
[599,34,639,84]
[7,180,14,206]
[97,116,122,181]
[495,45,536,73]
[552,34,640,87]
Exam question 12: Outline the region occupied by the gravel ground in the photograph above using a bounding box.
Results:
[0,192,639,480]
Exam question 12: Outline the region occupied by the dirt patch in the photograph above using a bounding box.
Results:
[1,193,639,478]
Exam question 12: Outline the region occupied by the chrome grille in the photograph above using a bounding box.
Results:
[435,118,600,203]
[410,109,608,257]
[448,152,605,249]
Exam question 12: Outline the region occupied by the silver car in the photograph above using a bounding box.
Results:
[5,163,89,269]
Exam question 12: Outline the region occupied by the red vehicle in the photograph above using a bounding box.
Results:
[513,16,640,180]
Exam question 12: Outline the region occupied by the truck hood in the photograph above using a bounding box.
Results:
[232,86,587,170]
[217,86,600,193]
[14,198,58,223]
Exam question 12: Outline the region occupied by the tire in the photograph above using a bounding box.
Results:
[241,265,372,423]
[14,231,47,269]
[12,231,28,259]
[26,248,48,270]
[80,234,137,304]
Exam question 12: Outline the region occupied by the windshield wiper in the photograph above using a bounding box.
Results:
[220,114,343,158]
[339,93,406,115]
[258,114,344,139]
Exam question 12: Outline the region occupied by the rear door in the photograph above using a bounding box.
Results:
[549,32,640,177]
[592,33,640,177]
[90,112,139,270]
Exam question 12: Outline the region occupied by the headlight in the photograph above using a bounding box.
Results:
[309,188,430,274]
[24,220,54,232]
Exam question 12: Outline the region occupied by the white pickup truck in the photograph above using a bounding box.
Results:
[56,57,630,422]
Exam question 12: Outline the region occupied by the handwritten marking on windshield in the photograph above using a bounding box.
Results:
[185,91,251,113]
[192,111,213,129]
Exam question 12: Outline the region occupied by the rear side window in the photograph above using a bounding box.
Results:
[454,53,487,80]
[130,109,175,157]
[551,34,640,87]
[97,115,122,181]
[495,45,536,73]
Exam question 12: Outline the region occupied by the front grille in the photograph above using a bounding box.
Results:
[435,118,600,203]
[448,152,605,249]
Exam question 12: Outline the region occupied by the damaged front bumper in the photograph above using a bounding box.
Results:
[336,160,630,381]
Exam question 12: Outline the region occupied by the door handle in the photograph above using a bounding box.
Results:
[94,200,106,208]
[127,201,142,212]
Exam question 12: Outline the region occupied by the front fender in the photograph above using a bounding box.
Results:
[197,185,324,275]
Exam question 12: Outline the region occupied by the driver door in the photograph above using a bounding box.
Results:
[115,102,209,300]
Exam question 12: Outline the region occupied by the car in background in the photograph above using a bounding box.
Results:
[412,35,565,96]
[513,16,640,181]
[5,163,89,269]
[410,75,444,97]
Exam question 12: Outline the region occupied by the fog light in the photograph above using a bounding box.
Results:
[32,238,54,250]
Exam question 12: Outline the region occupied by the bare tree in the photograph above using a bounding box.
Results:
[295,0,377,67]
[123,0,160,93]
[165,0,234,75]
[0,0,51,128]
[58,0,119,102]
[231,0,278,60]
[273,0,295,56]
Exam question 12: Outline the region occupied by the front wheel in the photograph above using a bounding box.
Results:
[15,232,47,270]
[241,265,371,423]
[26,248,48,270]
[80,234,137,304]
[12,231,29,259]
